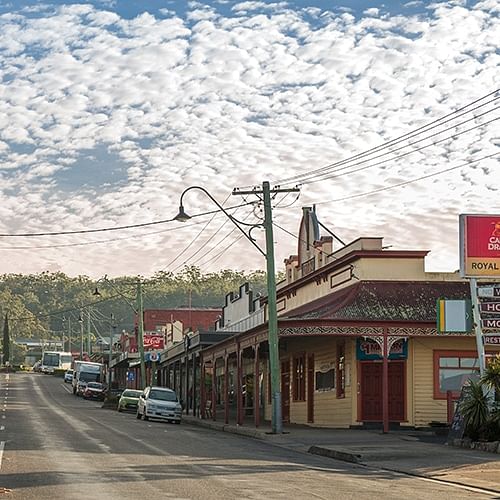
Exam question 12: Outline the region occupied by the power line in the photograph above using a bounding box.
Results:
[0,200,257,238]
[314,151,499,205]
[176,206,259,271]
[292,110,499,186]
[267,89,499,187]
[0,219,221,250]
[9,291,135,323]
[163,193,232,271]
[303,117,500,184]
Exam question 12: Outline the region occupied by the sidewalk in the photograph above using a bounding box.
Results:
[182,414,500,494]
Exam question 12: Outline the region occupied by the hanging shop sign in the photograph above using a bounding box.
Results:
[437,299,472,333]
[460,214,500,278]
[480,302,500,313]
[482,318,500,329]
[356,338,408,361]
[483,335,500,345]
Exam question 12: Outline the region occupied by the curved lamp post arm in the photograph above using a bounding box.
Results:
[175,185,266,257]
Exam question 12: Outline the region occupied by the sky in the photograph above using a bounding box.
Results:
[0,0,498,279]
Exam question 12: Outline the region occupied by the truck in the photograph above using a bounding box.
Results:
[72,361,104,395]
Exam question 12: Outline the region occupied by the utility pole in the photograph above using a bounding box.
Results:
[233,181,299,434]
[109,313,115,387]
[67,317,72,354]
[137,282,147,389]
[87,307,92,357]
[79,311,84,361]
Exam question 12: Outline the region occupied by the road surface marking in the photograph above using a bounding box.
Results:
[5,374,9,381]
[60,383,72,394]
[0,426,4,431]
[1,416,5,419]
[0,441,4,470]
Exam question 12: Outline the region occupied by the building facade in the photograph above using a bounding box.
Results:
[198,207,500,429]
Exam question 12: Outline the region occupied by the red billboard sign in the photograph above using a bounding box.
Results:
[143,333,165,350]
[460,214,500,277]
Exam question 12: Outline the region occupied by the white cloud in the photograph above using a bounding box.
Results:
[0,1,498,278]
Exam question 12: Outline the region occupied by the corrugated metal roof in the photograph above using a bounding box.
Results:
[285,281,470,322]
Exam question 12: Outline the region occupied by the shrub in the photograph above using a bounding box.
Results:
[460,379,490,441]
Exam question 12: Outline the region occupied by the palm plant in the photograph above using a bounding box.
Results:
[459,379,490,440]
[481,355,500,396]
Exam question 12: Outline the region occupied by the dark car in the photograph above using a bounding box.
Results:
[83,382,106,401]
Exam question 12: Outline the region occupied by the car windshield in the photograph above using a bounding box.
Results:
[149,389,177,402]
[122,390,141,398]
[87,383,103,389]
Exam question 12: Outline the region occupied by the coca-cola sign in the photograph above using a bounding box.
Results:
[143,334,165,350]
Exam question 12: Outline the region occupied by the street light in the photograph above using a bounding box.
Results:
[174,181,299,434]
[93,277,147,390]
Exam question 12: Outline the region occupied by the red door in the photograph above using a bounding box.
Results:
[360,362,405,421]
[281,360,290,423]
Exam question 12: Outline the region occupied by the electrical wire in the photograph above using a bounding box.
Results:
[313,151,499,205]
[266,89,499,187]
[0,218,224,250]
[0,200,257,238]
[163,193,232,271]
[289,111,499,186]
[171,205,261,271]
[8,292,135,323]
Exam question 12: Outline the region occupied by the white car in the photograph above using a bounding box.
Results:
[136,387,182,424]
[64,370,74,383]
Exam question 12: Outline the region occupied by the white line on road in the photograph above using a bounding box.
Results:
[0,441,4,470]
[0,426,4,431]
[60,383,72,394]
[1,416,5,419]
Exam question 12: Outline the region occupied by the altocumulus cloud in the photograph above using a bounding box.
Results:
[0,0,498,277]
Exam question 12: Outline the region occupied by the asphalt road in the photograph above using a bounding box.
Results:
[0,373,496,500]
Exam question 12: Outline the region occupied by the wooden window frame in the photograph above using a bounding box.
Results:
[433,350,479,400]
[292,353,306,402]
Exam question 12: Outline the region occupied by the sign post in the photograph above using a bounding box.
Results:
[460,214,500,377]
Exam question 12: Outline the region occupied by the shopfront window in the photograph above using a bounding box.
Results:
[434,351,480,399]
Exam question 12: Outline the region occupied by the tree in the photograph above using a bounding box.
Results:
[2,313,10,365]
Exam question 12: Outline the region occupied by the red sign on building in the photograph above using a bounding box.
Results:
[143,333,165,350]
[460,214,500,277]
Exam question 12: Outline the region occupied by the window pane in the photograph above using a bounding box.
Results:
[460,358,478,368]
[439,357,459,368]
[439,368,479,392]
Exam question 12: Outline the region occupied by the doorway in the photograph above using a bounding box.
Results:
[360,361,405,421]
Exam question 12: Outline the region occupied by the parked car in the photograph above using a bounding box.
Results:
[64,369,74,383]
[136,387,182,424]
[83,382,106,401]
[117,389,142,412]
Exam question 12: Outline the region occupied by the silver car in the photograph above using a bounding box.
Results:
[136,387,182,424]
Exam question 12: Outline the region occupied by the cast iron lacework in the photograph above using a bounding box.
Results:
[387,327,471,336]
[279,326,384,336]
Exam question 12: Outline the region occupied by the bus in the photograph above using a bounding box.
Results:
[41,351,73,374]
